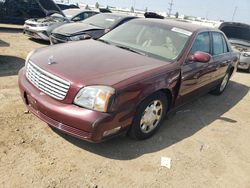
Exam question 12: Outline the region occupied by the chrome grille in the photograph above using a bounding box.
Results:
[26,61,70,100]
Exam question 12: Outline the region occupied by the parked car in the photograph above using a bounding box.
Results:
[0,39,10,47]
[144,12,164,19]
[19,19,238,142]
[24,8,99,41]
[219,22,250,72]
[0,0,79,25]
[50,13,136,44]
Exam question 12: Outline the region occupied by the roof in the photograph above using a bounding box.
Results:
[138,18,218,33]
[101,13,136,18]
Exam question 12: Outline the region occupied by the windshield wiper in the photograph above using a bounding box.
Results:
[115,45,147,56]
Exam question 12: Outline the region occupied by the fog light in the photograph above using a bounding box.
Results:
[103,127,121,137]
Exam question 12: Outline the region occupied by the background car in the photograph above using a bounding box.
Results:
[219,22,250,72]
[144,12,164,19]
[23,8,99,41]
[19,19,238,142]
[50,13,136,44]
[0,0,79,25]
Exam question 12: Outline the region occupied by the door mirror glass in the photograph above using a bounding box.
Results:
[188,51,211,63]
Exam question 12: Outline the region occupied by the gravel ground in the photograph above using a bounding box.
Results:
[0,28,250,188]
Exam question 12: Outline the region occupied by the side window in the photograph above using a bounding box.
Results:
[212,32,224,55]
[82,12,90,19]
[191,32,210,54]
[221,35,229,53]
[73,13,90,21]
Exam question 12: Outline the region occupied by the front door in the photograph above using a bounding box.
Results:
[178,32,214,104]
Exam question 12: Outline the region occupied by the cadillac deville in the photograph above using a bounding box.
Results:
[18,19,238,142]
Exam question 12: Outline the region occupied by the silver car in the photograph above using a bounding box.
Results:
[24,9,98,41]
[231,39,250,72]
[219,22,250,72]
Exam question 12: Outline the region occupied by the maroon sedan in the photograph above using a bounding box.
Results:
[18,19,238,142]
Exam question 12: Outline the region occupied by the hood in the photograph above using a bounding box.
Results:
[219,22,250,44]
[29,40,170,88]
[53,22,103,35]
[35,0,65,17]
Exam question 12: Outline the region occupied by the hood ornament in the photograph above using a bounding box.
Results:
[48,55,56,65]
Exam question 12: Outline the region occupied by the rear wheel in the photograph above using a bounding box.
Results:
[128,92,168,140]
[211,72,230,95]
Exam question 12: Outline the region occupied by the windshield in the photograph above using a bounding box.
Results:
[82,14,124,29]
[62,9,82,19]
[100,20,190,61]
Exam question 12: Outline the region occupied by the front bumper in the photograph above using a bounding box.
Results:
[18,68,130,142]
[238,62,250,70]
[23,25,49,41]
[237,55,250,70]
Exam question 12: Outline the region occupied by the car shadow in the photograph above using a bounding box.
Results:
[0,27,23,33]
[0,55,25,77]
[52,81,249,160]
[29,38,50,45]
[237,69,249,74]
[0,39,10,47]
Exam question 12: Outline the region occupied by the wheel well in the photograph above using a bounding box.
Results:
[229,67,234,77]
[158,89,172,111]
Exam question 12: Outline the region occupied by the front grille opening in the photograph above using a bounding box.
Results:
[26,61,70,100]
[24,92,29,105]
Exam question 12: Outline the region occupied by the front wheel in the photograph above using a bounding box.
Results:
[210,72,230,95]
[128,92,168,140]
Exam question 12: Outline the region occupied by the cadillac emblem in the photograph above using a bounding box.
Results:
[48,55,56,65]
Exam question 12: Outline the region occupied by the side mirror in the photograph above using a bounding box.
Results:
[188,51,211,63]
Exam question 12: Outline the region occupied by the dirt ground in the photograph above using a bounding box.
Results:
[0,27,250,188]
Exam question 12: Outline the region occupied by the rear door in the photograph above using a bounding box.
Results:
[210,32,232,82]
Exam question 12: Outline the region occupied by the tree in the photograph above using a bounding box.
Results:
[131,6,134,13]
[85,4,90,10]
[145,7,148,13]
[175,12,179,18]
[95,2,99,9]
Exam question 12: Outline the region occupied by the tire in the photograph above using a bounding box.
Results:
[210,72,230,95]
[128,92,168,140]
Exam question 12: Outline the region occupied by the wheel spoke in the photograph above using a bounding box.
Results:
[139,99,164,133]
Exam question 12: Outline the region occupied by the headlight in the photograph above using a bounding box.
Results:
[70,34,91,41]
[39,23,49,27]
[242,53,250,57]
[74,86,115,112]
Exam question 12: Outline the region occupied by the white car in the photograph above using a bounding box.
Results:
[23,0,98,41]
